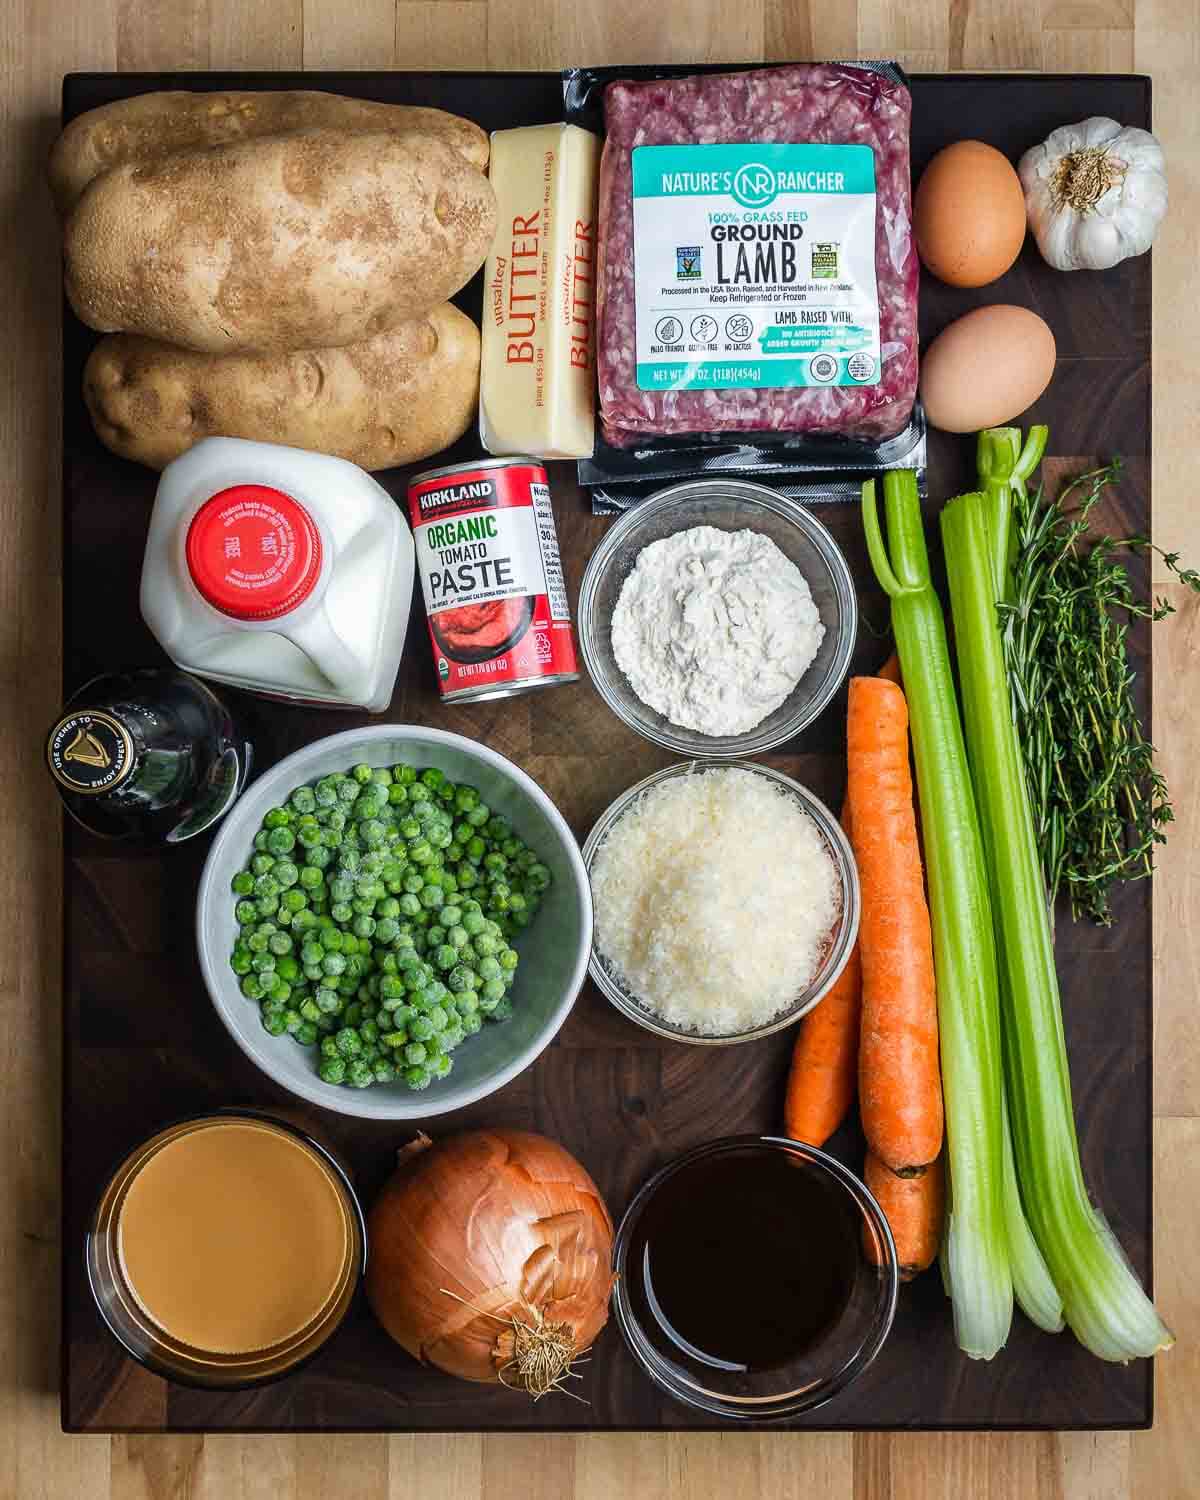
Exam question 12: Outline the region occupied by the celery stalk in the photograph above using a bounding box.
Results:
[1000,1091,1064,1334]
[862,472,1013,1360]
[976,424,1048,595]
[941,492,1172,1362]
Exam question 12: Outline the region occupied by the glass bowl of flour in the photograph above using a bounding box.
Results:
[578,480,857,757]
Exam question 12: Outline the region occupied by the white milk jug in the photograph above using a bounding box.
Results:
[140,438,414,712]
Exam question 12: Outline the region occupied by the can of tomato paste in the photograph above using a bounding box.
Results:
[407,457,580,704]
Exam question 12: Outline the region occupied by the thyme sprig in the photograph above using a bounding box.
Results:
[999,460,1200,925]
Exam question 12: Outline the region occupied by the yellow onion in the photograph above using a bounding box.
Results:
[366,1129,615,1397]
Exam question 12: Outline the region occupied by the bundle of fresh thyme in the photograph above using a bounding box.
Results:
[999,459,1200,924]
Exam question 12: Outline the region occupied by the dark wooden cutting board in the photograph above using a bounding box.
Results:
[59,69,1153,1432]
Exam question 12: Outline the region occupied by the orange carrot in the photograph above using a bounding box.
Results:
[784,657,903,1146]
[847,675,944,1175]
[877,651,902,685]
[864,1149,944,1280]
[784,803,861,1147]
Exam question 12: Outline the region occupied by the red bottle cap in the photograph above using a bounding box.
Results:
[185,485,322,621]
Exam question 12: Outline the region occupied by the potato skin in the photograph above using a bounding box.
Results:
[83,305,481,472]
[64,128,496,353]
[49,89,489,215]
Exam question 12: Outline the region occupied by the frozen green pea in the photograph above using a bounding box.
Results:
[267,827,296,856]
[319,1056,346,1084]
[315,986,342,1015]
[347,1059,373,1088]
[335,1027,362,1057]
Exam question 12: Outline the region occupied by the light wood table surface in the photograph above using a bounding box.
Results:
[3,2,1196,1496]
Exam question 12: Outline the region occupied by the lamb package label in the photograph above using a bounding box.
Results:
[630,143,881,392]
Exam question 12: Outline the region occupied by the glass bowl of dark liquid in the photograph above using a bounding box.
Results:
[613,1136,899,1420]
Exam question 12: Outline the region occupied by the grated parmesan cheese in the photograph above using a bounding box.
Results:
[590,767,841,1036]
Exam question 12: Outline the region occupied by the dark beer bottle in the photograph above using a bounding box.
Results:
[46,669,251,842]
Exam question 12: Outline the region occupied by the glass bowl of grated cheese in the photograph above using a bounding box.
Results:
[577,480,858,758]
[582,761,859,1044]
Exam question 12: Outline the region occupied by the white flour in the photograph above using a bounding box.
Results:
[610,526,825,736]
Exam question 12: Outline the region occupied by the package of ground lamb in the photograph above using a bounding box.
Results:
[593,63,920,448]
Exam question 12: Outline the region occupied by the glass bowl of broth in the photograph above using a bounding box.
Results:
[86,1109,366,1388]
[612,1136,898,1420]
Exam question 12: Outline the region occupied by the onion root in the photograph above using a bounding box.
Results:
[440,1288,586,1401]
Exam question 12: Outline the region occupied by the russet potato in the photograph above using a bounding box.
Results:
[49,89,489,215]
[83,304,481,472]
[64,128,496,354]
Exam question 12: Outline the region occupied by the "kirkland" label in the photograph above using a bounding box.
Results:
[631,143,880,391]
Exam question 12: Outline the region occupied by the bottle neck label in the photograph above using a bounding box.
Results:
[47,709,134,794]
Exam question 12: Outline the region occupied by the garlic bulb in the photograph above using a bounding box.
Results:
[1018,117,1167,272]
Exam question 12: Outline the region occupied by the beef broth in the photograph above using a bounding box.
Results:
[626,1145,859,1373]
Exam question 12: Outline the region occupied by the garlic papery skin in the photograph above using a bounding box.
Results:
[1018,116,1168,272]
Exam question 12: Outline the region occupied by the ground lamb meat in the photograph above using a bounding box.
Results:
[596,65,919,445]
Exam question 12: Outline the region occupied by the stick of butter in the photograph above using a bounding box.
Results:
[479,123,600,460]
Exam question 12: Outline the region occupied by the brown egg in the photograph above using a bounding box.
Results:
[919,305,1056,434]
[914,141,1027,288]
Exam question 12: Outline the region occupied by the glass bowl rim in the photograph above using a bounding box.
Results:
[576,477,859,759]
[611,1133,900,1421]
[581,759,860,1045]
